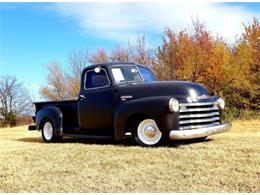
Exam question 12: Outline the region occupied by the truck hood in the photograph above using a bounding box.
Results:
[118,81,210,102]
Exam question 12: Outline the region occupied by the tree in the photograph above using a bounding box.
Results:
[40,51,90,101]
[232,17,260,110]
[205,39,235,95]
[109,36,156,66]
[40,63,70,101]
[156,29,185,80]
[67,50,89,98]
[156,19,237,96]
[110,43,133,62]
[130,35,156,66]
[88,48,109,64]
[0,75,32,126]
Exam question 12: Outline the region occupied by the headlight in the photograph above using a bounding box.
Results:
[217,98,225,110]
[169,98,179,112]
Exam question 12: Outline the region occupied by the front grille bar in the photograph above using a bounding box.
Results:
[180,117,220,124]
[180,107,219,113]
[179,112,219,119]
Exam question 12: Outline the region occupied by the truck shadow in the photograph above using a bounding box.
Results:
[16,137,43,143]
[16,136,213,147]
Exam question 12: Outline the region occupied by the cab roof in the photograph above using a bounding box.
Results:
[83,62,150,71]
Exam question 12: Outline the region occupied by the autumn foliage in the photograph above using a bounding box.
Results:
[40,18,260,120]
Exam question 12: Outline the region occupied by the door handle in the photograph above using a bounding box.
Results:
[79,94,86,99]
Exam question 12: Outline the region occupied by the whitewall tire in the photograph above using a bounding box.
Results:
[41,119,61,143]
[132,119,163,146]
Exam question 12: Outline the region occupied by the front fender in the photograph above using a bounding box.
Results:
[114,96,179,141]
[36,106,63,136]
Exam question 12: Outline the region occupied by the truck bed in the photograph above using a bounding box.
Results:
[34,100,79,132]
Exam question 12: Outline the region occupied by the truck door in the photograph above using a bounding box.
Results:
[78,67,114,130]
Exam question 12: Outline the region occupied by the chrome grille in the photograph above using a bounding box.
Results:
[179,102,220,130]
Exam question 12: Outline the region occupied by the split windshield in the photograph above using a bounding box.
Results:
[111,65,156,84]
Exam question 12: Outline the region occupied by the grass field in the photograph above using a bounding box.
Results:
[0,120,259,192]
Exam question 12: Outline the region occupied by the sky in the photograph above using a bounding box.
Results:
[0,2,260,101]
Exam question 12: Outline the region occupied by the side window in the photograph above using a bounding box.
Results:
[85,69,110,89]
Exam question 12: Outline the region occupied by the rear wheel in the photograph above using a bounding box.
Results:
[41,119,62,143]
[131,119,163,147]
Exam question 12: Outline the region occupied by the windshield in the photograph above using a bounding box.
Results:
[111,66,143,84]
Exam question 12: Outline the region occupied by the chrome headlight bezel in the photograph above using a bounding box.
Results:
[217,98,225,110]
[169,98,179,112]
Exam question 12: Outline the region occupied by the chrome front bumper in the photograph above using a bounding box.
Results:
[169,123,231,140]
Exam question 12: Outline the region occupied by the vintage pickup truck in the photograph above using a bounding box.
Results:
[29,62,231,146]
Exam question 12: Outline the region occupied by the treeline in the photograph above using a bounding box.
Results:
[40,18,260,120]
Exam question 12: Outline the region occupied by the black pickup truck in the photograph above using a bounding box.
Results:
[29,62,231,146]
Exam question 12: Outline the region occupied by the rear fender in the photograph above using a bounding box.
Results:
[36,106,63,136]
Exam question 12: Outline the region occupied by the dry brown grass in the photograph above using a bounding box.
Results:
[0,120,260,192]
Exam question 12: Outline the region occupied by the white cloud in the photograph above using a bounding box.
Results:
[49,2,259,44]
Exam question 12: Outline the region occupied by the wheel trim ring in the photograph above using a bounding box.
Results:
[137,119,162,145]
[43,122,53,141]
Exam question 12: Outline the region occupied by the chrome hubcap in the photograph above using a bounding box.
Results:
[43,122,53,140]
[144,125,157,138]
[137,119,162,145]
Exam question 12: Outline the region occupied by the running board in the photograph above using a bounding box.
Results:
[61,133,113,140]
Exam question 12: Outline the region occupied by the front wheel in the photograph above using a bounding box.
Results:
[131,119,163,147]
[41,119,62,143]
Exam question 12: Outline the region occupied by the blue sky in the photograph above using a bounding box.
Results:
[0,2,260,101]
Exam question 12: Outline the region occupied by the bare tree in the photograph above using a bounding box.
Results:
[40,50,91,101]
[40,63,70,101]
[67,50,89,98]
[0,75,32,119]
[88,48,109,64]
[110,44,133,62]
[110,36,156,65]
[131,35,156,66]
[69,49,89,76]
